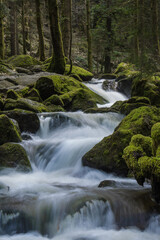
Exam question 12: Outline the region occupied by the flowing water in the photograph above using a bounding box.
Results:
[0,79,160,240]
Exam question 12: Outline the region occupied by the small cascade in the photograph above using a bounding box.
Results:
[85,78,127,107]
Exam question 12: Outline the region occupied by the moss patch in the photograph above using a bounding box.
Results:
[0,114,22,145]
[65,65,93,81]
[0,143,31,169]
[7,55,41,68]
[4,98,47,113]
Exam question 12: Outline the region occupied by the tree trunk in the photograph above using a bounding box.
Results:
[0,0,4,59]
[134,0,140,61]
[35,0,45,61]
[10,1,17,56]
[22,0,26,54]
[86,0,93,72]
[48,0,65,74]
[61,0,72,59]
[104,0,112,73]
[151,0,160,56]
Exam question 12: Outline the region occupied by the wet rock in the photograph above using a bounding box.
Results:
[0,143,31,169]
[0,109,40,133]
[0,114,22,145]
[98,180,117,188]
[132,75,160,106]
[7,89,20,100]
[102,80,116,91]
[4,98,47,113]
[15,67,32,75]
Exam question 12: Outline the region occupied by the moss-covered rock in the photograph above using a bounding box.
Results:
[0,143,31,169]
[7,89,20,100]
[0,61,15,74]
[43,94,64,107]
[151,122,160,155]
[0,109,40,133]
[7,55,41,68]
[0,114,22,145]
[132,75,160,106]
[99,73,117,80]
[23,88,42,102]
[122,122,160,202]
[82,106,160,176]
[4,98,47,113]
[35,75,106,111]
[0,97,3,110]
[115,62,139,97]
[65,65,93,81]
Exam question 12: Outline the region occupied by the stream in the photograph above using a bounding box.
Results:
[0,78,160,239]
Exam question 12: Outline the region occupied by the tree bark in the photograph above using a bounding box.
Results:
[151,0,160,56]
[35,0,45,61]
[10,1,17,56]
[61,0,72,59]
[22,0,26,54]
[134,0,140,61]
[104,0,112,73]
[0,0,4,59]
[86,0,93,72]
[48,0,65,74]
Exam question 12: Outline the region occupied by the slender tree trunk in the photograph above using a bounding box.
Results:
[22,0,26,54]
[0,0,4,59]
[61,0,71,59]
[134,0,140,61]
[35,0,45,61]
[10,1,17,56]
[86,0,93,72]
[104,0,112,73]
[48,0,65,74]
[151,0,160,56]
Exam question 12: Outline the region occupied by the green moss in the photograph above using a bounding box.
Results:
[44,94,64,106]
[4,98,47,113]
[0,97,3,110]
[7,89,20,100]
[130,134,153,156]
[132,75,160,106]
[46,105,65,112]
[151,122,160,155]
[65,65,93,81]
[115,62,139,77]
[35,75,106,111]
[0,143,31,169]
[0,114,22,145]
[7,55,41,68]
[18,87,30,97]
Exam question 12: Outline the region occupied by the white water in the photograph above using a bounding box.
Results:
[85,78,127,107]
[0,79,159,239]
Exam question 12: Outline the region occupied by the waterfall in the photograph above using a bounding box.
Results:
[0,79,159,240]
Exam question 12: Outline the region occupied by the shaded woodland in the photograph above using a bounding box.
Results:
[0,0,159,74]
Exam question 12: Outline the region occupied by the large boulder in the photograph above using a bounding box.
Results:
[0,143,31,169]
[132,74,160,106]
[0,109,40,133]
[4,98,47,113]
[7,55,41,68]
[115,62,139,97]
[0,114,22,145]
[82,106,160,176]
